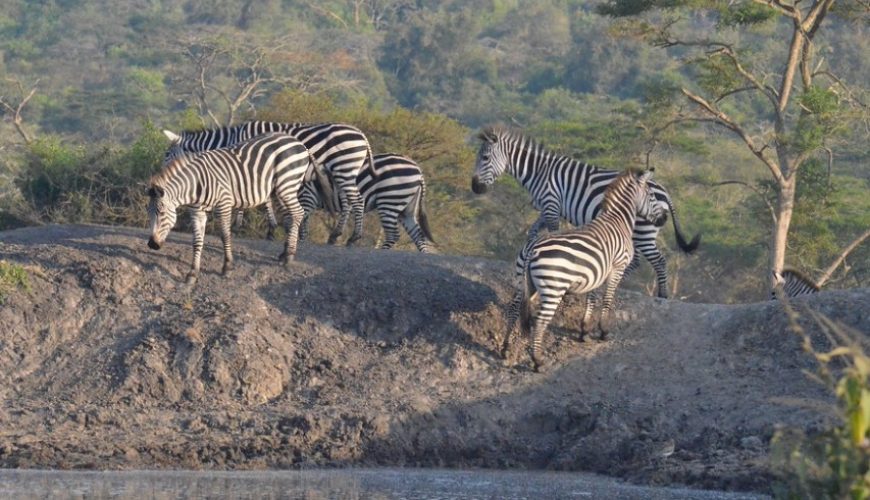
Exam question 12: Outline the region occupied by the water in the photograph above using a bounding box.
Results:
[0,468,767,499]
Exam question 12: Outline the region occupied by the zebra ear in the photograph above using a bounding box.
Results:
[639,170,653,183]
[163,130,181,143]
[478,129,495,143]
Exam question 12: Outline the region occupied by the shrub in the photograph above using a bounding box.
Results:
[772,308,870,499]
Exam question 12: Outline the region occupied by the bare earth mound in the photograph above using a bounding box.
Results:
[1,224,868,493]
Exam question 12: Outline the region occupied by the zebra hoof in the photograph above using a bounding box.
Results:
[185,273,198,286]
[327,234,340,245]
[265,230,275,241]
[221,263,234,276]
[278,252,295,266]
[346,235,362,247]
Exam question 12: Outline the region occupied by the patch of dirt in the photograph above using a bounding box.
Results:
[1,224,867,493]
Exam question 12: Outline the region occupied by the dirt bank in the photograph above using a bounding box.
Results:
[1,224,867,493]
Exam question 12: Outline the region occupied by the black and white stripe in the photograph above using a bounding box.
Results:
[772,268,820,299]
[298,153,436,253]
[503,168,667,371]
[147,133,331,285]
[472,125,700,298]
[163,120,374,245]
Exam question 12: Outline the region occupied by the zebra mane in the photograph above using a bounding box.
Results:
[479,124,542,150]
[781,267,821,290]
[600,168,646,212]
[149,154,194,188]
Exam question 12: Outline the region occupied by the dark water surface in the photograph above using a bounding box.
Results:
[0,468,767,499]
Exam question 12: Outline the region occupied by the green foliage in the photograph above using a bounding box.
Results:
[14,122,164,226]
[716,2,776,28]
[0,260,31,304]
[772,313,870,499]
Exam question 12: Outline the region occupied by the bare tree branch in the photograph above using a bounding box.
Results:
[817,228,870,288]
[0,78,39,144]
[681,87,785,184]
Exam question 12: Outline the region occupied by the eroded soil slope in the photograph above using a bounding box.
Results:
[1,224,868,492]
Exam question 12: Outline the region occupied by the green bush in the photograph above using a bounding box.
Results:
[0,260,31,304]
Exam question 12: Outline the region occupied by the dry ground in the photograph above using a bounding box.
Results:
[1,224,867,493]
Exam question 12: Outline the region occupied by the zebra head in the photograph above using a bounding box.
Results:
[472,126,511,194]
[771,270,786,300]
[146,183,178,251]
[610,169,668,227]
[637,171,668,228]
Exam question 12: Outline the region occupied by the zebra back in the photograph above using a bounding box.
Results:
[772,268,820,299]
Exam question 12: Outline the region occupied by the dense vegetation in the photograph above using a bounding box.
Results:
[0,0,867,302]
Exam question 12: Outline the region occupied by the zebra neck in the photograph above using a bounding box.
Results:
[508,143,554,186]
[598,202,637,232]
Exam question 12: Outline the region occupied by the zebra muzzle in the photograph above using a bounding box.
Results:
[147,238,161,250]
[471,176,489,194]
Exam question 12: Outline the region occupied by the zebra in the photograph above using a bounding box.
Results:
[162,120,374,246]
[472,125,700,298]
[772,268,820,299]
[147,132,332,285]
[296,153,436,253]
[503,168,667,371]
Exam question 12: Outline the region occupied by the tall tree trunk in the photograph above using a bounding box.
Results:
[769,176,797,289]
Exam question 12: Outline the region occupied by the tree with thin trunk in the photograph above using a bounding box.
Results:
[0,78,39,145]
[596,0,868,294]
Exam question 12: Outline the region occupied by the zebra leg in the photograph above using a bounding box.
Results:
[597,267,627,340]
[299,212,311,242]
[186,208,208,285]
[275,193,304,266]
[529,289,565,372]
[398,202,434,253]
[233,209,245,230]
[580,291,598,341]
[502,287,523,359]
[623,253,641,278]
[636,241,669,299]
[344,183,365,246]
[327,188,351,245]
[215,203,235,276]
[377,209,401,250]
[264,198,278,241]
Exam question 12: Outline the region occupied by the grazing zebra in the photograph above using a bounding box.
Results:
[504,168,667,371]
[772,268,820,300]
[296,153,436,253]
[147,133,332,285]
[472,125,700,298]
[162,120,374,246]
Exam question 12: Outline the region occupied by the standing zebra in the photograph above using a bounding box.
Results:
[472,125,700,298]
[772,268,820,299]
[147,133,332,285]
[296,153,436,253]
[163,120,374,246]
[505,168,667,371]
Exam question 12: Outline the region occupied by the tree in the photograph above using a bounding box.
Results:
[596,0,869,293]
[0,77,39,145]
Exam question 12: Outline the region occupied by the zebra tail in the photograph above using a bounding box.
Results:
[417,179,435,244]
[667,196,701,253]
[519,258,534,337]
[311,154,338,215]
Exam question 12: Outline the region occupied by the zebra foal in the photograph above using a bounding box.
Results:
[473,125,700,298]
[163,120,374,245]
[504,168,667,371]
[147,133,331,285]
[297,153,436,253]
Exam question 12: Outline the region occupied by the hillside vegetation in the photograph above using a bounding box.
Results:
[0,1,868,302]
